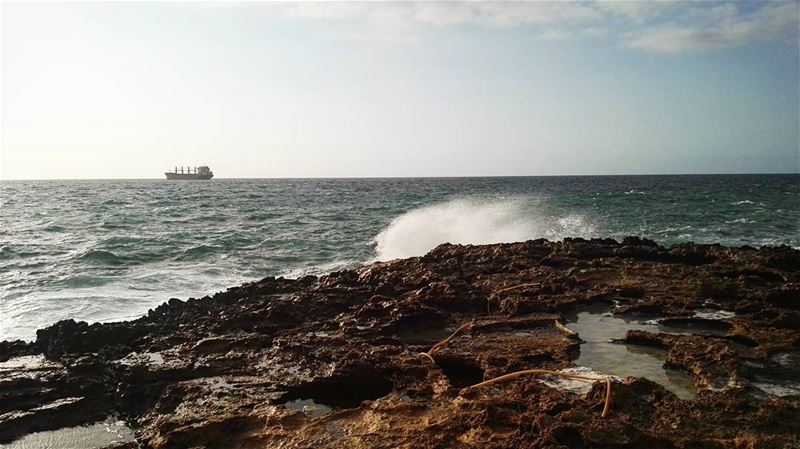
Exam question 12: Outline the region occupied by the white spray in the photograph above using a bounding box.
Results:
[373,197,598,261]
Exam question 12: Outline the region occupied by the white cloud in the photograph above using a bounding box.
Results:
[468,2,603,27]
[540,28,572,41]
[233,1,797,53]
[580,27,608,37]
[596,1,678,22]
[684,3,739,24]
[625,2,799,54]
[411,2,478,27]
[539,26,607,41]
[281,1,603,28]
[276,2,606,44]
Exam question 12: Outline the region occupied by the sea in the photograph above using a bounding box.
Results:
[1,174,798,342]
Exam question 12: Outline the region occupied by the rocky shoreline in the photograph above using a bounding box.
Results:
[1,238,799,448]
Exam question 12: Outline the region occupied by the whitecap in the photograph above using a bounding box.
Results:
[280,259,361,278]
[372,197,599,261]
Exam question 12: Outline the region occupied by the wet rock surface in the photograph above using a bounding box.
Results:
[1,239,799,448]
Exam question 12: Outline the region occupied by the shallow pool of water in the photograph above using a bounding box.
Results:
[0,417,134,449]
[283,398,334,418]
[565,305,697,400]
[747,350,800,398]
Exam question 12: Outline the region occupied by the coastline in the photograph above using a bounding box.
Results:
[1,237,799,448]
[3,175,798,343]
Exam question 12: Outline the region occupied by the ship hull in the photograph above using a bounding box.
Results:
[165,173,213,180]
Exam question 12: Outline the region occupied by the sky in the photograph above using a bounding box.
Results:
[1,1,798,179]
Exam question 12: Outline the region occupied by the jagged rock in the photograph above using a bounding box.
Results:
[1,239,798,448]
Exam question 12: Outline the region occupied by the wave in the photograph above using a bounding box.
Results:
[372,197,598,261]
[280,259,361,278]
[57,274,114,288]
[42,223,66,232]
[0,245,15,260]
[77,249,126,266]
[101,221,130,229]
[178,244,221,260]
[725,217,756,224]
[103,236,148,246]
[100,199,130,206]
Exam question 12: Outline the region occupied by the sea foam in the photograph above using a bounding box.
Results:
[373,197,597,261]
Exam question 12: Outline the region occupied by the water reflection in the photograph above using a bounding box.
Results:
[565,305,697,400]
[0,417,134,449]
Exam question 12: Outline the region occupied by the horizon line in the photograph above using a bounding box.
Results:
[2,172,799,182]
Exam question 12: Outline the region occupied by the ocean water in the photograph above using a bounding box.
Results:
[1,175,798,342]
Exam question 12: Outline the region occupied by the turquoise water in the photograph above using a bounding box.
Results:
[1,175,798,341]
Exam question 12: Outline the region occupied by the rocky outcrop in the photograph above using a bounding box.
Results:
[1,238,799,448]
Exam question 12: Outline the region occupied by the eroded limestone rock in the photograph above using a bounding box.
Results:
[1,239,798,448]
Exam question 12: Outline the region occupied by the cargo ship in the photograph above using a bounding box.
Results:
[165,166,213,180]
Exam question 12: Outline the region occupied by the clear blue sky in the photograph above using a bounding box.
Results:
[2,1,798,179]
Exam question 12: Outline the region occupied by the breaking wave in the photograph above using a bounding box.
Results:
[373,197,598,261]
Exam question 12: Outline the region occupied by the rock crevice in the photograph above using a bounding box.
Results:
[1,239,799,448]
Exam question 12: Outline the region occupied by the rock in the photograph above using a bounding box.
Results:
[1,239,798,448]
[0,340,34,363]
